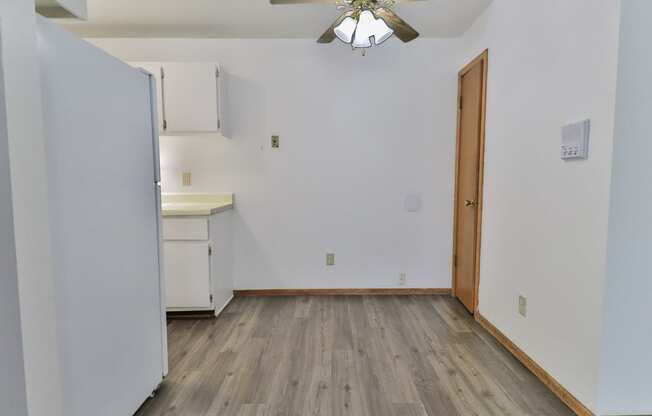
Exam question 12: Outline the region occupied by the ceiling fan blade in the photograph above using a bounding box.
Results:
[317,11,353,43]
[375,8,419,43]
[270,0,335,4]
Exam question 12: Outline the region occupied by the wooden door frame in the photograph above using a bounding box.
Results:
[451,50,488,315]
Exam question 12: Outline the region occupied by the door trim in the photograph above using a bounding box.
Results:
[451,50,489,315]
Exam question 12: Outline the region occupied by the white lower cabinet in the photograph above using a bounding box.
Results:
[164,241,212,309]
[162,213,233,313]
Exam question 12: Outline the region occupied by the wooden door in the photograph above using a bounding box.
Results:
[453,51,488,314]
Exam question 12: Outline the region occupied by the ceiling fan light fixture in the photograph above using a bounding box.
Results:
[351,35,372,49]
[273,0,419,49]
[334,16,357,43]
[372,16,394,45]
[344,9,395,49]
[352,10,375,48]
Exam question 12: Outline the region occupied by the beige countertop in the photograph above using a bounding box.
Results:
[161,193,234,217]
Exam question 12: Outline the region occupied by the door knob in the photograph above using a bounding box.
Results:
[464,199,477,208]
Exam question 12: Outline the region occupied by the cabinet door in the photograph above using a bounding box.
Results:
[128,62,164,132]
[161,62,219,134]
[163,241,211,309]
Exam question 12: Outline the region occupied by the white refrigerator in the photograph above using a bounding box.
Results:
[37,17,167,416]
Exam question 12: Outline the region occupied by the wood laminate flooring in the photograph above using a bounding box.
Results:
[136,296,574,416]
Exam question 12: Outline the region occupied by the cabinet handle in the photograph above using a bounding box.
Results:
[160,66,168,131]
[215,65,220,132]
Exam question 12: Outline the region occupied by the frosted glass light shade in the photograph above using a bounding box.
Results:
[352,10,375,48]
[351,10,394,48]
[352,34,372,48]
[334,17,357,43]
[372,17,394,45]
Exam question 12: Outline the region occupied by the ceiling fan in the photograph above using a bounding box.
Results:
[270,0,420,51]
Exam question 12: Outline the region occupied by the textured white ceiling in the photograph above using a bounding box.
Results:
[60,0,492,39]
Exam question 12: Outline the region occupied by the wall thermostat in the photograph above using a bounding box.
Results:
[561,119,590,160]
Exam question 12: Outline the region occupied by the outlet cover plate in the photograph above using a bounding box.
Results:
[182,172,192,187]
[518,295,527,317]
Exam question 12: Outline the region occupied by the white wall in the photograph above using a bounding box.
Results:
[91,38,460,291]
[0,1,63,415]
[457,0,621,412]
[0,28,28,416]
[598,1,652,414]
[89,5,642,412]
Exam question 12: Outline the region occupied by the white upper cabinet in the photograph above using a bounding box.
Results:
[128,62,164,130]
[162,63,223,134]
[128,62,226,137]
[37,0,88,19]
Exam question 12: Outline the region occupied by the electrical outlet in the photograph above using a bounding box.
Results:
[182,172,192,187]
[271,135,280,149]
[399,273,407,286]
[326,253,335,266]
[518,295,527,317]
